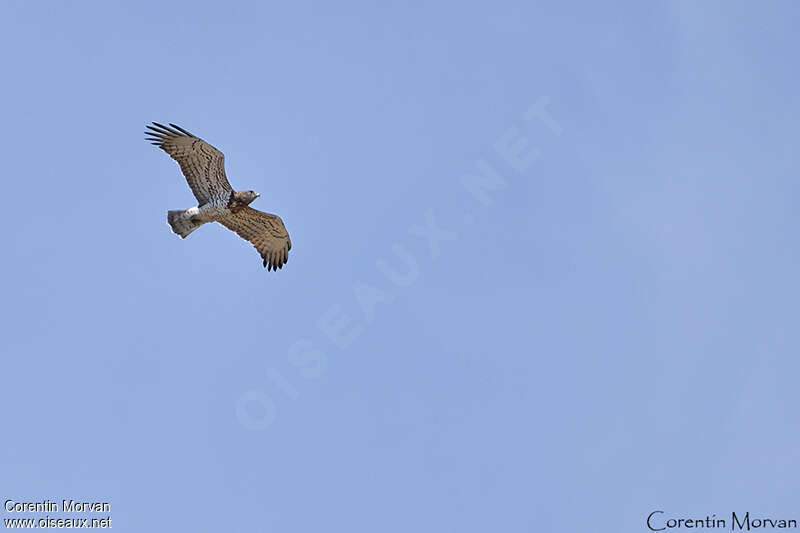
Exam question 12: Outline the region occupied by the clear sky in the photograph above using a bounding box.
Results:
[2,1,799,531]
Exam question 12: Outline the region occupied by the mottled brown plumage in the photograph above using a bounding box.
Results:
[146,122,292,271]
[219,208,292,271]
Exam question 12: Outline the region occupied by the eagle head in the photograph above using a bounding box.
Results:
[241,190,260,204]
[228,190,260,212]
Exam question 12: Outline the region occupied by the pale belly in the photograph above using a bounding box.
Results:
[186,204,230,223]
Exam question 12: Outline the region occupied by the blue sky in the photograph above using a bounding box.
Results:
[2,1,799,531]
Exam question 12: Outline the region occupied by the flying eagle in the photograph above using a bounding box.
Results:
[146,122,291,271]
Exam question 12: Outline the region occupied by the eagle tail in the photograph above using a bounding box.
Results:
[167,209,202,238]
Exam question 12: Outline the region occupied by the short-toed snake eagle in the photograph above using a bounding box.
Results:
[146,122,291,271]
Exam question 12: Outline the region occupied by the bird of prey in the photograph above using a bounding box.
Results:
[145,122,291,271]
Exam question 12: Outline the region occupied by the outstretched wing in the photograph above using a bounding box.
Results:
[145,122,233,204]
[218,207,292,271]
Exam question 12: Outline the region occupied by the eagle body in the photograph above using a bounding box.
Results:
[168,202,228,235]
[194,202,229,223]
[146,122,291,271]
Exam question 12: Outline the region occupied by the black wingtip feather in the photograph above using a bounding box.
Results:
[150,122,181,136]
[147,125,172,136]
[145,122,196,146]
[169,123,195,137]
